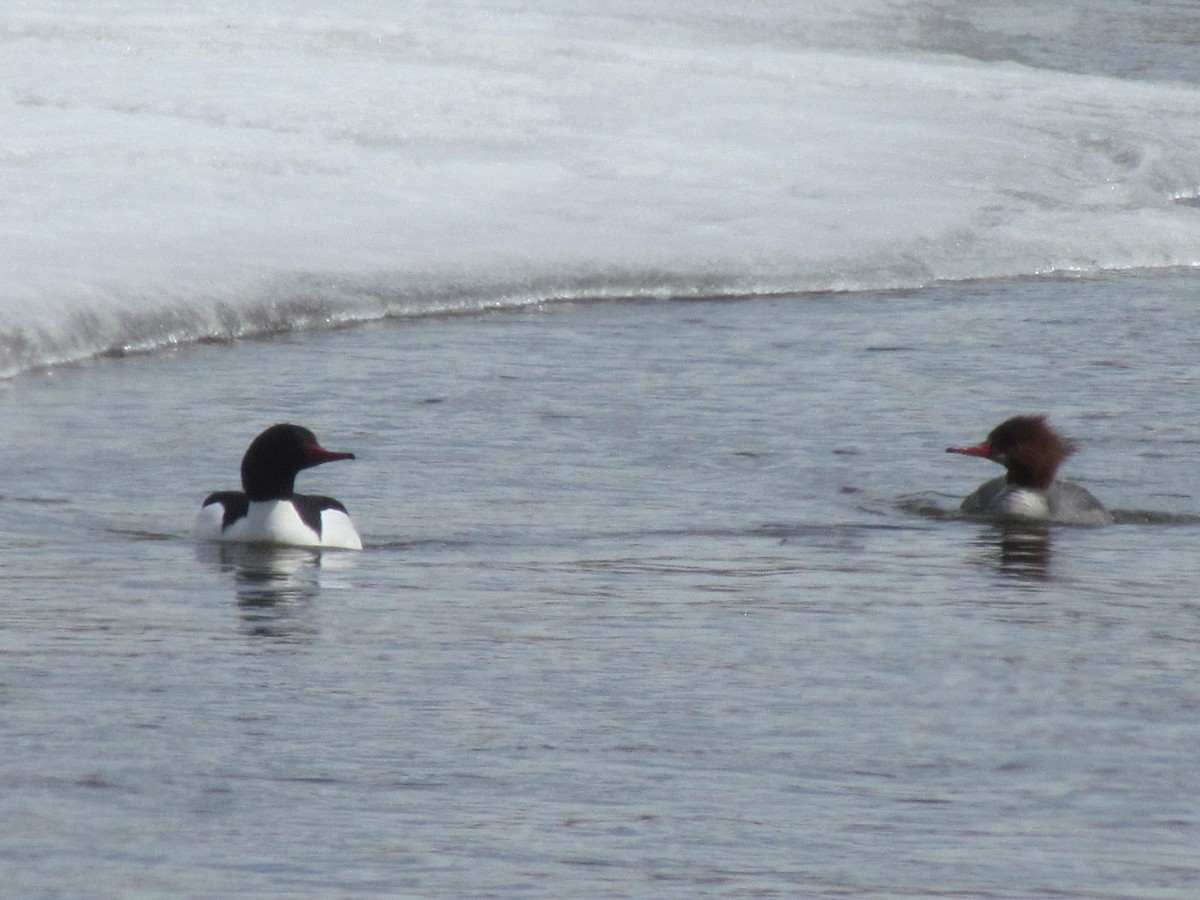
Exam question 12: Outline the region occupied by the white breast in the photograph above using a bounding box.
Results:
[992,486,1052,521]
[192,499,362,550]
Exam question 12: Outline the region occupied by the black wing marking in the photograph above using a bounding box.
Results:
[292,494,349,538]
[202,491,249,531]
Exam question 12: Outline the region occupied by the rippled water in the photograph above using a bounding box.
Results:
[2,273,1198,896]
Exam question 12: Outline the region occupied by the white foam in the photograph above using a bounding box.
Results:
[3,0,1200,374]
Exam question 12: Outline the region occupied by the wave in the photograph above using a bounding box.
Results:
[0,269,855,375]
[4,1,1200,376]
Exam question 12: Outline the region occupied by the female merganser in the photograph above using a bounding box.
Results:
[946,415,1112,525]
[193,423,363,549]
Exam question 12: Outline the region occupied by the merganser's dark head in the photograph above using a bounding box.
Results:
[240,423,355,501]
[946,414,1075,490]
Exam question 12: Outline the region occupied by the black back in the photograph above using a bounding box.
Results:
[202,490,347,537]
[202,491,249,531]
[292,494,349,538]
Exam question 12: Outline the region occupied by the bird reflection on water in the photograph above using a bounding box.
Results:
[196,542,341,641]
[974,522,1054,583]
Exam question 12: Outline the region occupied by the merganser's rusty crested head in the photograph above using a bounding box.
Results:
[946,415,1075,491]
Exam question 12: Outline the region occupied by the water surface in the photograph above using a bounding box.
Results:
[2,274,1198,896]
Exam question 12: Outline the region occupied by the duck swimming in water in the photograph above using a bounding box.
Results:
[947,415,1111,526]
[192,423,363,549]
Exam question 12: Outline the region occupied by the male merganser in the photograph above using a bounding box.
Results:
[946,415,1112,525]
[192,423,363,549]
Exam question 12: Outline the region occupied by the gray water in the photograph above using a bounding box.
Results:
[2,272,1199,897]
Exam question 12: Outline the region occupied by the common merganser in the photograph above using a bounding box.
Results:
[193,423,363,549]
[946,415,1112,526]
